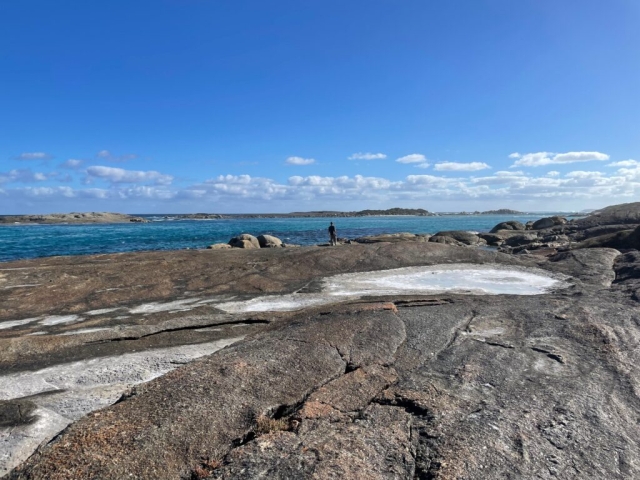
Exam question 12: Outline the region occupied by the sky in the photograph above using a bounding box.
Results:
[1,0,639,214]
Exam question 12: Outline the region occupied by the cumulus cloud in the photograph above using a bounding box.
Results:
[4,162,640,211]
[607,159,639,168]
[0,169,49,184]
[285,156,316,166]
[415,163,431,169]
[61,159,83,169]
[547,171,560,177]
[434,162,491,171]
[396,154,427,164]
[508,153,521,159]
[96,150,138,162]
[511,151,610,167]
[348,152,387,160]
[13,152,53,161]
[85,166,173,185]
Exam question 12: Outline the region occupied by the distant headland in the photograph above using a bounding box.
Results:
[0,208,560,224]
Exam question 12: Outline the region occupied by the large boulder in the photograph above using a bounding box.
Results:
[489,221,525,233]
[503,233,540,248]
[229,234,260,249]
[532,216,567,230]
[430,230,486,246]
[257,235,283,248]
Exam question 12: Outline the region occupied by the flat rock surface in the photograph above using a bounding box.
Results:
[1,242,639,479]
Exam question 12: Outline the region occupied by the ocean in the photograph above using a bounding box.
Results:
[0,214,559,262]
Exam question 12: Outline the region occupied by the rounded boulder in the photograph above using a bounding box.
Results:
[489,221,525,233]
[229,234,261,249]
[257,234,283,248]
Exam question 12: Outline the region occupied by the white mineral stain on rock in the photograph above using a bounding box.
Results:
[0,318,41,330]
[128,298,201,314]
[0,337,243,476]
[217,264,570,313]
[58,328,112,336]
[39,315,82,326]
[85,307,122,316]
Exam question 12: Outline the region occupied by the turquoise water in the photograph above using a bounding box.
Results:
[0,214,552,262]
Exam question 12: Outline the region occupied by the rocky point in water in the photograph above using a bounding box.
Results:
[0,202,639,479]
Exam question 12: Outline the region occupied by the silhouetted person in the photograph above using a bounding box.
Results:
[328,222,337,246]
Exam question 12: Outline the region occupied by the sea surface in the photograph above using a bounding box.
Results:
[0,214,563,262]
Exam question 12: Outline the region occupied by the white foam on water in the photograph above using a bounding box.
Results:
[39,315,82,326]
[0,318,41,330]
[0,337,242,476]
[217,264,570,313]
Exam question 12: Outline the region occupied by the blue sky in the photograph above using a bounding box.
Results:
[1,0,639,213]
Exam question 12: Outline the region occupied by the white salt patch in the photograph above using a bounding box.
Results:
[217,264,570,313]
[0,337,242,476]
[0,318,41,330]
[58,328,111,336]
[128,298,201,314]
[85,307,121,316]
[27,332,47,336]
[218,294,333,313]
[323,264,566,297]
[39,315,82,326]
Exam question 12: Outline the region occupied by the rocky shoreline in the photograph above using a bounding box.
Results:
[1,202,639,479]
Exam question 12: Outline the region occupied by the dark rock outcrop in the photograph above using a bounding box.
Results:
[430,230,486,246]
[489,220,525,233]
[354,232,430,244]
[574,201,640,228]
[532,216,567,230]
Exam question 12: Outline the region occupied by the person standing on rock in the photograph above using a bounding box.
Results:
[328,222,337,246]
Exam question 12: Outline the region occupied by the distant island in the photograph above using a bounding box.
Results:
[0,212,147,224]
[1,208,535,224]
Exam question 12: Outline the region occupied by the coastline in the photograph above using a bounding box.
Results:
[0,208,585,225]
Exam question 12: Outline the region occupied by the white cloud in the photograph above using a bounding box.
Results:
[434,162,491,171]
[348,152,387,160]
[96,150,138,162]
[0,169,49,184]
[607,159,639,168]
[86,166,173,185]
[512,151,610,167]
[13,152,53,161]
[285,156,316,166]
[61,159,83,169]
[546,171,560,177]
[396,154,427,164]
[508,152,521,159]
[415,163,431,169]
